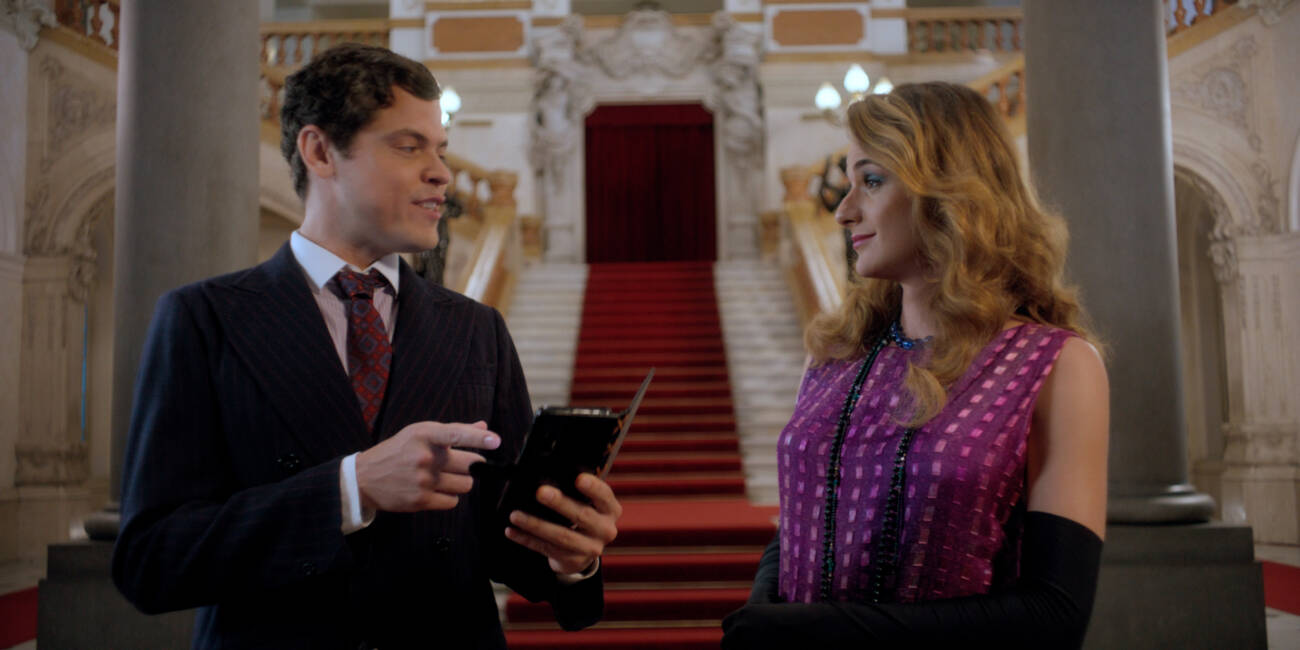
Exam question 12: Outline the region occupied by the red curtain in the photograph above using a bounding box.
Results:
[584,104,717,262]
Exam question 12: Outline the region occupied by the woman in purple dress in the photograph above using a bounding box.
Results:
[723,82,1109,649]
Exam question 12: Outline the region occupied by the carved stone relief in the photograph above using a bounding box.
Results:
[1174,37,1260,152]
[35,56,116,172]
[1,0,57,51]
[1238,0,1297,25]
[585,10,715,79]
[529,9,765,262]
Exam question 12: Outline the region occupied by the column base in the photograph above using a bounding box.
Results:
[38,540,195,647]
[1108,482,1217,523]
[1085,522,1265,649]
[83,500,120,540]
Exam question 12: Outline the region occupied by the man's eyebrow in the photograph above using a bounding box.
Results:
[385,129,430,144]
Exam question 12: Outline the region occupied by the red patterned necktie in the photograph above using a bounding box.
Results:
[335,268,392,433]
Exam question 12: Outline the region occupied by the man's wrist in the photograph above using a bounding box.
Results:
[556,557,600,585]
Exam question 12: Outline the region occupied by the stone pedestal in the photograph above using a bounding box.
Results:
[1086,524,1265,649]
[38,541,194,648]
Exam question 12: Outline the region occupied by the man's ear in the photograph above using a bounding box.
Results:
[298,125,335,183]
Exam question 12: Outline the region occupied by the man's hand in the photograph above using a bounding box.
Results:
[355,420,500,512]
[504,473,622,575]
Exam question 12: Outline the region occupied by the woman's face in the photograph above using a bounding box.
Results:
[835,140,924,283]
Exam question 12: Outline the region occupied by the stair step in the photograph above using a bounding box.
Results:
[508,586,749,623]
[615,499,777,548]
[633,414,735,432]
[572,367,731,383]
[576,340,725,354]
[577,325,725,341]
[575,398,733,416]
[619,434,739,454]
[571,381,732,400]
[581,313,721,328]
[505,626,722,650]
[574,353,727,369]
[607,473,746,497]
[614,452,741,472]
[602,551,763,583]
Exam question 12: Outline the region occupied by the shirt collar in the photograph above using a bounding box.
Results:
[290,231,402,294]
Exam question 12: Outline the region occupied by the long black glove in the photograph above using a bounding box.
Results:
[748,534,782,605]
[723,511,1102,650]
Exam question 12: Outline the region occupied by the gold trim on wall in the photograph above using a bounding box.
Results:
[423,57,530,69]
[426,1,533,10]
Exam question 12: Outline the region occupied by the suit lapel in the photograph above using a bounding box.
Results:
[208,244,370,462]
[373,260,477,439]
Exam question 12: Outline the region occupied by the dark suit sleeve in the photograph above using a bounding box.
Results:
[112,289,352,614]
[478,307,604,630]
[722,512,1102,650]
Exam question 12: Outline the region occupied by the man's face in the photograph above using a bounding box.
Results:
[325,88,450,262]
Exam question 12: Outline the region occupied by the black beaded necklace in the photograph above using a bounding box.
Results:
[818,322,923,603]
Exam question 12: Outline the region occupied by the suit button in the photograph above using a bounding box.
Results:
[433,537,451,552]
[302,561,316,576]
[277,453,302,472]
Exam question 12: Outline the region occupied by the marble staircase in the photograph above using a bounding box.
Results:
[713,261,806,506]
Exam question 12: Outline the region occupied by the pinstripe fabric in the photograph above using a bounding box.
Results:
[113,244,602,649]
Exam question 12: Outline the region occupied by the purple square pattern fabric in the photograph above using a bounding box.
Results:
[778,323,1074,604]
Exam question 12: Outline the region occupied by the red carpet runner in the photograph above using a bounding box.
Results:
[505,261,778,649]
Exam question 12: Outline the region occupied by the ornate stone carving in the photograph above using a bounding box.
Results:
[1238,0,1296,25]
[15,440,89,486]
[528,9,767,261]
[529,16,588,190]
[38,56,116,171]
[707,13,764,170]
[1249,160,1282,236]
[1208,239,1239,284]
[1173,37,1259,151]
[584,9,713,79]
[25,169,113,302]
[1,0,57,51]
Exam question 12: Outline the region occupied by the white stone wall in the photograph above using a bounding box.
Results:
[0,25,29,500]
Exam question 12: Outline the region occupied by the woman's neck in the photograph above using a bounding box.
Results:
[898,281,939,340]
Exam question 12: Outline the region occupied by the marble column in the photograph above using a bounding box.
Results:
[1025,2,1263,647]
[84,0,260,539]
[1025,0,1214,524]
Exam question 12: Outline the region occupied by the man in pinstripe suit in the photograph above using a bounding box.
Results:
[112,44,620,648]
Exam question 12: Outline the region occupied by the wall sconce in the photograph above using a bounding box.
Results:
[805,64,894,126]
[440,86,462,127]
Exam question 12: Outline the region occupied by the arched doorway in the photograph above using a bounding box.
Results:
[1174,168,1230,512]
[584,103,717,262]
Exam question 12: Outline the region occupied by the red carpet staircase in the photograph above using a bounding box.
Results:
[505,261,778,649]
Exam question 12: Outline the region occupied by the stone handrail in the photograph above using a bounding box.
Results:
[54,0,120,50]
[873,7,1023,54]
[260,19,392,67]
[1167,0,1239,33]
[456,170,519,310]
[968,54,1027,135]
[779,166,843,326]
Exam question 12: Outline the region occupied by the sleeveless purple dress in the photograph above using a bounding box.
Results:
[778,323,1074,604]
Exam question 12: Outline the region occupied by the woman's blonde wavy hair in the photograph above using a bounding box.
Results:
[805,82,1097,425]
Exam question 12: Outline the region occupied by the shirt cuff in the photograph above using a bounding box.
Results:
[339,453,376,534]
[555,557,601,585]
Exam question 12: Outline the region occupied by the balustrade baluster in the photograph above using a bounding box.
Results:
[1194,0,1207,24]
[90,2,104,45]
[993,19,1004,51]
[1011,21,1021,50]
[1174,1,1188,31]
[958,20,969,50]
[110,2,119,48]
[997,79,1010,116]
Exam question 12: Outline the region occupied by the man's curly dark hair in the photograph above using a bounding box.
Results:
[280,43,440,199]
